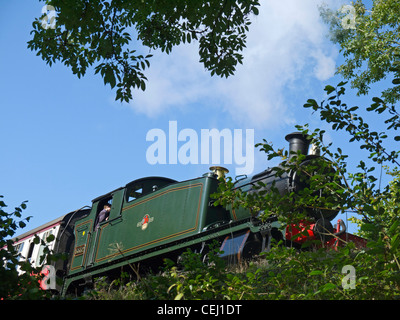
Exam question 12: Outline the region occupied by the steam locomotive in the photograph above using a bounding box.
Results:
[9,132,364,296]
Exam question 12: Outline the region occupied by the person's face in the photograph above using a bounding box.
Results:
[105,206,111,211]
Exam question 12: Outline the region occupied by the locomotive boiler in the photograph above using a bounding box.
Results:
[230,132,342,245]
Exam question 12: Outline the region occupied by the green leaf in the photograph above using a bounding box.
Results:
[392,78,400,85]
[321,283,336,292]
[46,234,55,242]
[174,293,184,300]
[310,270,323,276]
[372,97,384,104]
[391,234,400,251]
[33,236,40,245]
[389,220,400,235]
[325,85,336,94]
[304,99,318,109]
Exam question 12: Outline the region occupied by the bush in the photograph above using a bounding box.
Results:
[0,196,52,299]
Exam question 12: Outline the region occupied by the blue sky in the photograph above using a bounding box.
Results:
[1,0,393,235]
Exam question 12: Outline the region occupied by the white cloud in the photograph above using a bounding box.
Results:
[128,43,209,117]
[128,0,338,128]
[312,49,338,81]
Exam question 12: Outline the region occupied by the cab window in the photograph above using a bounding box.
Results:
[127,184,143,202]
[125,178,176,203]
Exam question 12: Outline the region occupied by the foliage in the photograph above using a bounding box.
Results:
[86,238,400,300]
[87,243,263,300]
[28,0,260,102]
[208,46,400,299]
[0,196,56,299]
[259,240,400,299]
[319,0,400,104]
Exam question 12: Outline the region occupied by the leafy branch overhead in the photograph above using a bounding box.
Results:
[319,0,400,104]
[28,0,260,102]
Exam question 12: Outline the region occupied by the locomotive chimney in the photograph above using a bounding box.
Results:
[285,132,310,158]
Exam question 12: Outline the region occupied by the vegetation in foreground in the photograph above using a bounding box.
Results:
[84,239,399,300]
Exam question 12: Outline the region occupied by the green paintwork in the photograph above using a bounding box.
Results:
[62,173,266,295]
[67,175,230,273]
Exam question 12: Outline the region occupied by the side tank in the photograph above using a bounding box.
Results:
[67,174,231,277]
